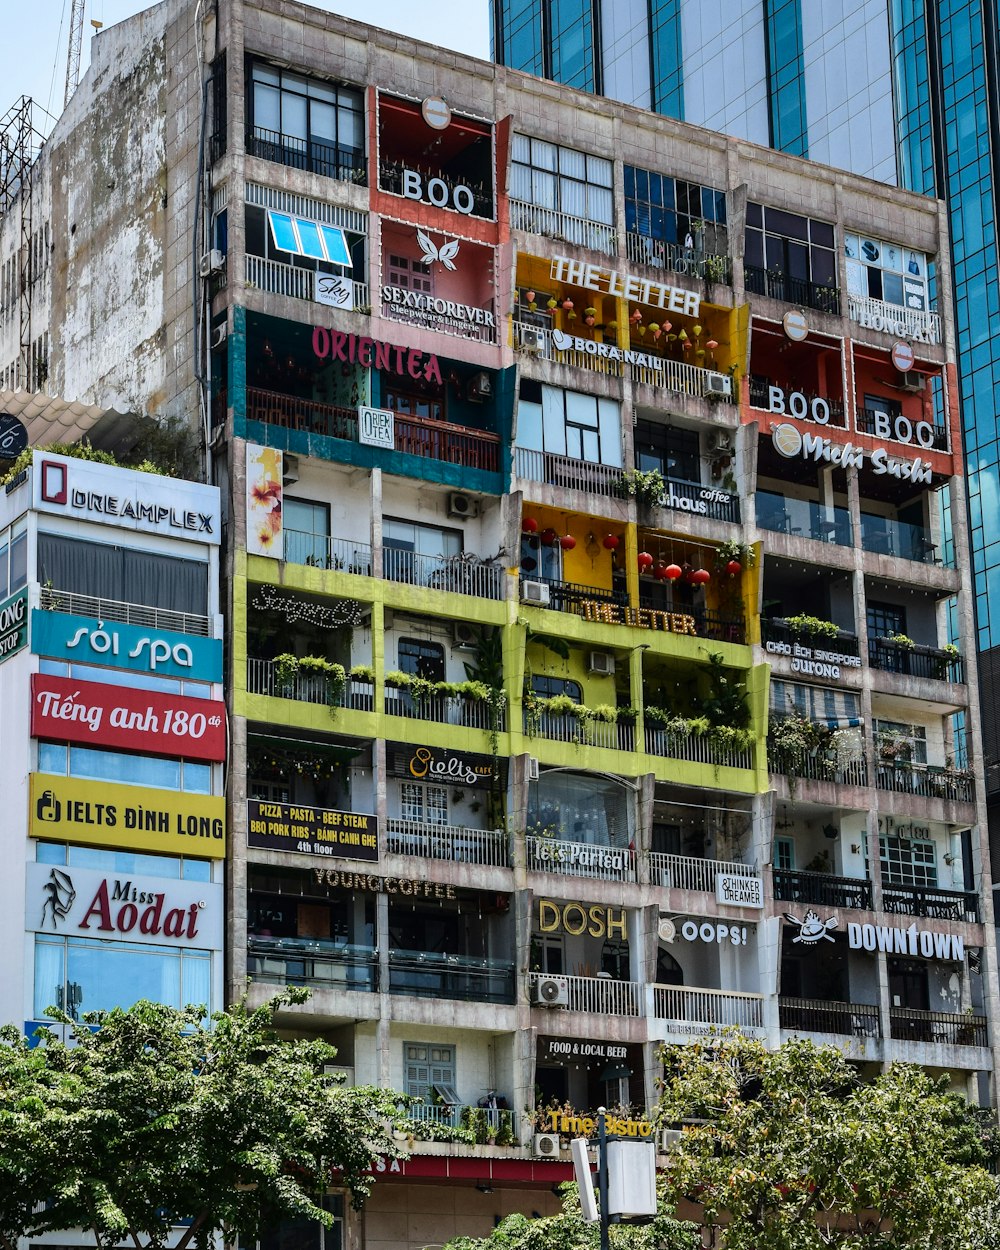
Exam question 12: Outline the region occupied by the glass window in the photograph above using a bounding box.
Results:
[880,835,938,887]
[249,61,365,182]
[773,837,795,870]
[845,233,930,310]
[283,498,330,568]
[37,743,213,794]
[0,516,28,602]
[34,842,210,880]
[400,782,448,826]
[520,386,621,466]
[531,675,582,701]
[867,601,906,640]
[874,719,928,765]
[397,638,445,682]
[625,166,727,251]
[745,204,839,306]
[511,135,612,224]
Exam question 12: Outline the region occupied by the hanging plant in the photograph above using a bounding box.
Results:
[715,540,756,570]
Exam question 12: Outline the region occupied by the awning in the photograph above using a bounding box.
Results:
[0,389,140,450]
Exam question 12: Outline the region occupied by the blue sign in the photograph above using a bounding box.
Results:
[31,611,222,682]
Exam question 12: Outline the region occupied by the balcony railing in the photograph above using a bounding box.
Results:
[652,476,741,524]
[749,375,847,427]
[860,515,942,565]
[857,406,948,452]
[379,162,493,220]
[882,882,980,923]
[847,293,942,345]
[889,1007,987,1047]
[509,199,616,255]
[513,446,625,499]
[38,587,213,637]
[525,712,635,751]
[407,1103,518,1141]
[626,353,734,400]
[389,950,515,1004]
[244,254,370,309]
[512,320,620,377]
[650,853,757,895]
[527,835,637,882]
[652,985,764,1031]
[645,726,754,771]
[386,819,510,868]
[247,937,378,991]
[528,972,642,1016]
[283,529,374,574]
[875,762,974,803]
[779,997,881,1038]
[774,868,873,910]
[756,491,853,546]
[762,618,860,656]
[531,577,628,616]
[383,548,505,600]
[384,688,506,733]
[868,639,965,683]
[624,232,732,283]
[246,388,358,439]
[246,658,374,710]
[744,265,841,315]
[767,744,869,787]
[246,125,367,184]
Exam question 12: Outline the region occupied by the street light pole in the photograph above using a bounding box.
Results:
[597,1106,610,1250]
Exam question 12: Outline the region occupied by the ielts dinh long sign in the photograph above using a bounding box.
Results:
[31,675,226,762]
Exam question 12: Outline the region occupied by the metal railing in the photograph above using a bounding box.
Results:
[512,320,620,377]
[283,529,374,574]
[246,126,367,183]
[779,997,881,1037]
[392,413,501,473]
[378,162,493,220]
[652,476,741,523]
[744,265,841,315]
[773,868,873,910]
[406,1103,518,1141]
[857,406,948,452]
[749,375,847,427]
[875,762,974,803]
[653,985,764,1030]
[762,618,860,656]
[532,577,628,616]
[246,387,358,439]
[624,232,732,283]
[513,446,625,498]
[245,658,374,710]
[650,854,757,895]
[389,950,515,1004]
[384,689,506,733]
[756,490,853,546]
[627,354,734,401]
[244,254,369,309]
[847,293,942,345]
[524,712,635,751]
[38,587,213,637]
[860,515,942,565]
[868,639,965,683]
[645,727,754,770]
[247,937,378,991]
[382,549,505,600]
[529,972,643,1017]
[882,883,980,923]
[527,835,637,882]
[509,199,616,255]
[889,1007,987,1047]
[767,744,869,787]
[386,819,510,868]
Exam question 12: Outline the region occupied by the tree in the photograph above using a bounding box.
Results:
[0,991,407,1250]
[656,1032,1000,1250]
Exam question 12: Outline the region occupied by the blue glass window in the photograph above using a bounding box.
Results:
[266,210,350,266]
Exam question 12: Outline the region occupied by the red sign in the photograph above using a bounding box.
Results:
[30,674,226,761]
[891,340,915,372]
[311,327,443,384]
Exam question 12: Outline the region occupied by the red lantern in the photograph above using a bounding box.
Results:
[540,528,558,546]
[726,559,742,576]
[559,534,577,550]
[653,561,670,581]
[521,516,539,534]
[603,534,620,551]
[562,299,574,311]
[665,563,682,580]
[637,551,654,572]
[693,568,711,584]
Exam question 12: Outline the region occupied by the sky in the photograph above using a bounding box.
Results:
[2,0,491,136]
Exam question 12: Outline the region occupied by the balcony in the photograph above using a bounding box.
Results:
[245,126,366,184]
[624,232,732,284]
[649,476,741,524]
[247,936,378,991]
[284,530,374,574]
[386,819,510,868]
[246,657,374,710]
[650,853,758,896]
[889,1007,987,1047]
[526,835,637,882]
[524,709,635,751]
[652,985,764,1032]
[847,293,942,346]
[762,618,860,657]
[514,446,625,499]
[384,687,507,733]
[378,161,493,220]
[509,200,616,255]
[745,265,840,315]
[882,882,979,923]
[528,577,628,616]
[645,725,754,770]
[749,375,847,428]
[528,971,642,1016]
[875,762,974,803]
[383,548,505,600]
[388,950,515,1004]
[247,388,357,438]
[39,587,213,637]
[860,515,942,565]
[767,741,869,788]
[773,868,873,910]
[868,638,965,683]
[779,997,881,1038]
[244,254,370,309]
[756,491,853,546]
[406,1103,519,1145]
[857,406,947,452]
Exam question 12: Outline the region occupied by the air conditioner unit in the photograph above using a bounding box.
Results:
[520,326,545,352]
[660,1129,682,1152]
[588,650,615,676]
[533,1132,561,1158]
[899,373,926,393]
[447,492,479,519]
[323,1064,355,1085]
[282,453,300,485]
[527,756,540,781]
[210,322,228,349]
[453,621,478,650]
[704,373,733,399]
[709,428,734,452]
[531,975,569,1007]
[199,248,225,277]
[521,580,550,606]
[467,371,493,401]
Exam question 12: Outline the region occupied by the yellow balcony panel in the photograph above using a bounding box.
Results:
[239,691,379,738]
[382,579,509,624]
[381,713,503,757]
[248,553,379,602]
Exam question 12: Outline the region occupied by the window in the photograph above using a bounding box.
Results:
[35,841,212,881]
[531,676,582,701]
[0,516,27,601]
[874,719,928,765]
[879,835,938,887]
[845,234,929,311]
[769,680,860,726]
[383,387,443,421]
[867,601,906,641]
[519,532,561,581]
[515,383,621,467]
[36,535,208,617]
[403,1042,456,1105]
[624,166,727,250]
[249,778,291,803]
[38,743,212,794]
[383,519,461,586]
[400,782,448,826]
[266,211,351,265]
[283,498,330,568]
[773,836,795,871]
[634,420,700,482]
[248,61,365,182]
[745,203,838,309]
[510,134,613,225]
[397,638,446,682]
[387,254,432,294]
[252,1197,344,1250]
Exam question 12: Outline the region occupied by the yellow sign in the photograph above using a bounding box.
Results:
[29,774,226,859]
[580,601,698,635]
[545,1110,653,1138]
[539,899,627,939]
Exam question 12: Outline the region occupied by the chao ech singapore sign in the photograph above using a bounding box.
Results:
[771,422,933,484]
[764,637,861,681]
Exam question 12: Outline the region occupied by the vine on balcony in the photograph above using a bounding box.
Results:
[272,654,346,718]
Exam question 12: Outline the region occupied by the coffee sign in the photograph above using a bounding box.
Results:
[387,742,496,787]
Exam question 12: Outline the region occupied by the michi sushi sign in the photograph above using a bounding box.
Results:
[771,422,933,485]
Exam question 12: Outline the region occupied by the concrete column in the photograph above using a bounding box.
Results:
[636,770,655,885]
[370,468,382,577]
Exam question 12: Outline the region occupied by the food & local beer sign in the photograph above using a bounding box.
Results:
[247,799,378,860]
[771,422,932,485]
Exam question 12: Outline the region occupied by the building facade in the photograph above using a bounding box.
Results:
[0,2,998,1248]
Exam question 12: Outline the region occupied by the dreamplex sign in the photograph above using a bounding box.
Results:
[771,422,932,484]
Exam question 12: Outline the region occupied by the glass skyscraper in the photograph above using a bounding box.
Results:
[492,0,1000,818]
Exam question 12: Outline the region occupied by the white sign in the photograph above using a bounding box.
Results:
[421,96,452,131]
[381,286,496,332]
[784,910,838,944]
[765,385,834,425]
[417,230,460,270]
[716,874,764,908]
[771,423,933,485]
[550,256,701,317]
[659,917,750,946]
[27,861,223,949]
[783,310,808,341]
[664,484,734,516]
[531,840,628,873]
[316,274,354,309]
[33,453,220,544]
[551,328,665,372]
[358,406,395,449]
[401,169,475,214]
[856,304,938,344]
[765,638,862,680]
[848,920,964,961]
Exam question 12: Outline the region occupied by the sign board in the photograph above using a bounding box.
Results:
[0,414,28,458]
[32,610,223,682]
[316,274,354,309]
[30,674,226,761]
[32,453,220,544]
[550,256,701,318]
[541,1037,629,1063]
[358,406,395,449]
[715,874,765,908]
[538,898,627,939]
[29,774,226,858]
[312,867,456,897]
[247,799,378,860]
[771,423,933,485]
[530,840,629,874]
[387,742,497,787]
[891,341,915,372]
[543,1108,654,1139]
[658,917,750,946]
[312,327,443,385]
[764,637,862,681]
[421,96,452,130]
[551,328,667,374]
[782,310,808,341]
[26,861,222,949]
[246,443,283,560]
[0,587,28,664]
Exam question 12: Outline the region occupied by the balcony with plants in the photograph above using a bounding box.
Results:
[771,812,873,911]
[874,719,974,805]
[767,713,868,792]
[864,586,965,687]
[747,318,846,428]
[628,419,741,526]
[624,164,731,285]
[642,651,757,772]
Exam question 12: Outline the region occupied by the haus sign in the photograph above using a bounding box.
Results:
[247,799,378,860]
[771,423,933,484]
[550,257,701,317]
[31,610,223,682]
[764,638,862,681]
[27,861,223,949]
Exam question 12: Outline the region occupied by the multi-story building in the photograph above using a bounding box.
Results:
[0,3,997,1248]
